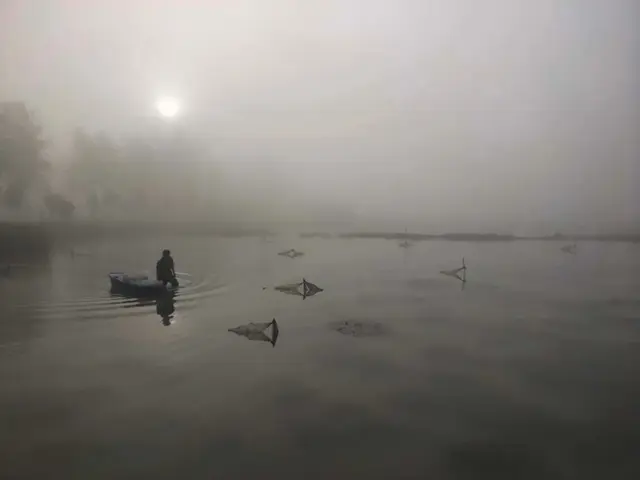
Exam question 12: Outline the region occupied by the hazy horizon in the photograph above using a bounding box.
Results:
[1,0,639,233]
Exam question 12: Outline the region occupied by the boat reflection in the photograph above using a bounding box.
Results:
[109,288,178,325]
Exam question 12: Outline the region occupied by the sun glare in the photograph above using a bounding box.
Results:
[156,97,180,118]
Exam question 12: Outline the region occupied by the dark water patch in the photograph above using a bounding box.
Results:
[0,385,114,437]
[249,381,435,478]
[577,297,640,324]
[406,277,453,289]
[382,377,601,478]
[444,442,547,480]
[316,347,407,383]
[0,223,55,264]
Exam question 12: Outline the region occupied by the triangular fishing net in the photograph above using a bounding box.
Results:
[274,282,304,296]
[228,320,279,346]
[274,279,323,298]
[228,322,272,335]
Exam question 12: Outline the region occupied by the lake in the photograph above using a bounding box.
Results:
[1,235,639,479]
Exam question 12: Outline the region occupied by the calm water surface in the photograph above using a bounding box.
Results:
[1,236,639,479]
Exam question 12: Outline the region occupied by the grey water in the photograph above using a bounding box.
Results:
[1,236,639,479]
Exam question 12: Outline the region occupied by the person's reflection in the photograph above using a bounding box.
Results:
[156,294,176,326]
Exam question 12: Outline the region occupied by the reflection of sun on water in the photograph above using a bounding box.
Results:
[156,97,180,118]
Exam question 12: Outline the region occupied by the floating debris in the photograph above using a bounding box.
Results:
[561,244,577,254]
[278,249,304,258]
[329,320,386,337]
[274,278,323,299]
[228,319,279,347]
[440,257,467,283]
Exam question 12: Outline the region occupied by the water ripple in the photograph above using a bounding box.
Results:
[23,273,227,320]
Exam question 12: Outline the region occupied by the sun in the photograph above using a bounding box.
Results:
[155,97,180,118]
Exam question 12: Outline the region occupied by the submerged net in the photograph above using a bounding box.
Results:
[274,282,304,295]
[302,279,323,296]
[228,322,272,335]
[228,320,279,345]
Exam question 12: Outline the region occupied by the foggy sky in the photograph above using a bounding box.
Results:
[1,0,639,232]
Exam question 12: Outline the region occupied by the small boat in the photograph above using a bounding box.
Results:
[561,244,577,254]
[108,272,178,295]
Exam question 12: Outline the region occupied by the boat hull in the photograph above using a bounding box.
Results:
[108,273,177,296]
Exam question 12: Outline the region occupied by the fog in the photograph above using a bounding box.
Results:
[1,0,639,233]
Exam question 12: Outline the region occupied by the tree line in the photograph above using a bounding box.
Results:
[0,102,211,221]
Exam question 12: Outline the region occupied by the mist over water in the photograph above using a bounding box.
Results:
[1,0,639,232]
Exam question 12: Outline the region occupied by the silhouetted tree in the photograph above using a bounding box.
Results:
[66,127,214,220]
[0,103,48,208]
[44,193,75,219]
[68,129,121,215]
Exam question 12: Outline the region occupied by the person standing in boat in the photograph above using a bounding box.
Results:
[156,249,178,287]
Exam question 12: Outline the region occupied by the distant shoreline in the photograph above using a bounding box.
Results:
[337,232,640,243]
[1,221,638,243]
[0,220,271,239]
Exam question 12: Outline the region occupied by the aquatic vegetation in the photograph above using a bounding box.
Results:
[328,320,387,337]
